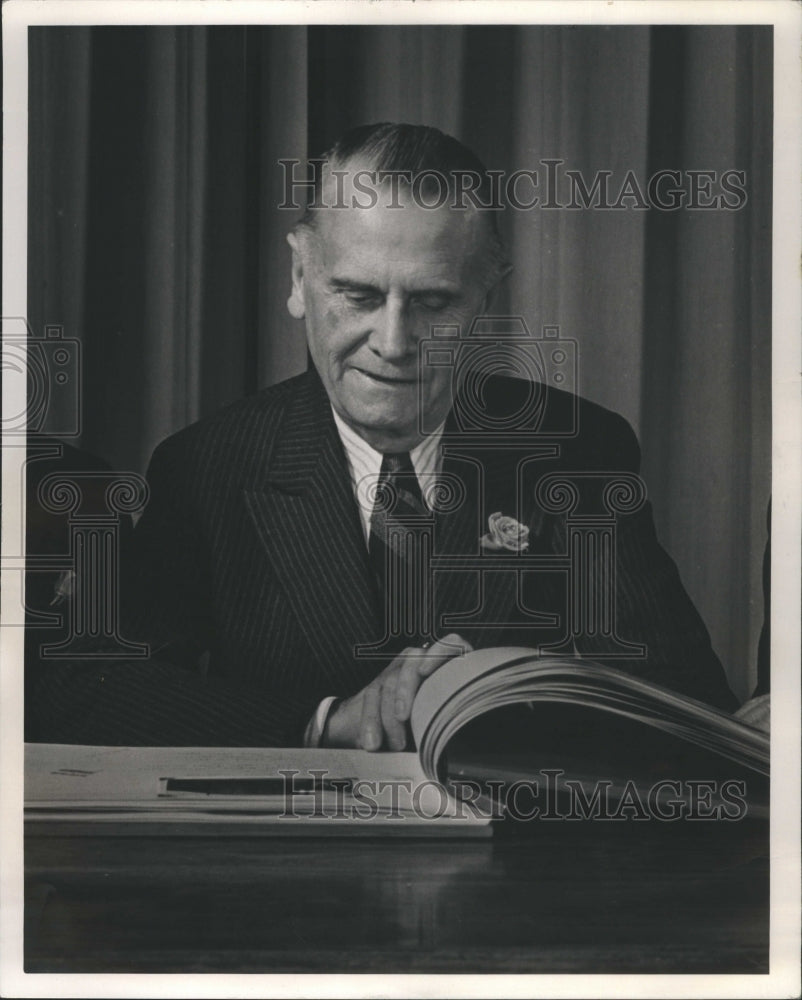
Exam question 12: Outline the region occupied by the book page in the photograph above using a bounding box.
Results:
[25,744,424,803]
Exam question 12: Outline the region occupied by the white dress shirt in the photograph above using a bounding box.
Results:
[303,407,446,747]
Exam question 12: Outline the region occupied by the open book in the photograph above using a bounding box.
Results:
[26,647,769,836]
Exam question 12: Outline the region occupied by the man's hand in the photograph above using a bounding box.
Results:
[323,634,472,751]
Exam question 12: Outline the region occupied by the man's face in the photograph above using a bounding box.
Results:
[287,186,496,452]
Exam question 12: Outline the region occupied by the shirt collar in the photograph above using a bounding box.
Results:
[330,406,445,491]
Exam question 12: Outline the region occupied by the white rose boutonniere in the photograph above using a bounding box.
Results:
[480,512,530,552]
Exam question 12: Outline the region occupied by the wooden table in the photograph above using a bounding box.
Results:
[25,818,768,974]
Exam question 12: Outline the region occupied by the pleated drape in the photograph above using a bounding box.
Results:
[26,25,771,698]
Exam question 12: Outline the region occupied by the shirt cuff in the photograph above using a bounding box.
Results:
[303,696,339,748]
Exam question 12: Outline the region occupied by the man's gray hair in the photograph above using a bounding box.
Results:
[293,122,511,285]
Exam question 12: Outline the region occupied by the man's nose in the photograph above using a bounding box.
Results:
[369,301,417,362]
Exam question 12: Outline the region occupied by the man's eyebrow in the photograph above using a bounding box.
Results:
[328,278,382,293]
[329,278,460,299]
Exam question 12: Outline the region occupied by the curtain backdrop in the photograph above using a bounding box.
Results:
[27,25,772,699]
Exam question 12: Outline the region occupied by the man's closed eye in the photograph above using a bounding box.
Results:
[413,293,454,312]
[344,291,381,309]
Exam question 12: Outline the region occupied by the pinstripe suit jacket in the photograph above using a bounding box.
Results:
[32,367,737,746]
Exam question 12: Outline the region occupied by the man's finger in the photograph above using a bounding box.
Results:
[394,634,472,721]
[420,634,472,675]
[380,674,408,751]
[360,683,383,751]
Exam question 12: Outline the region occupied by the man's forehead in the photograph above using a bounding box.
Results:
[313,214,483,296]
[313,182,487,263]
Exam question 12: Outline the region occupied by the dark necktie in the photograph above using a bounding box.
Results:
[368,452,429,620]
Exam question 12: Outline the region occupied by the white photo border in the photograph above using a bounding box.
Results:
[2,2,800,998]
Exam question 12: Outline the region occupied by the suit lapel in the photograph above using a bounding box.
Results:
[244,373,381,689]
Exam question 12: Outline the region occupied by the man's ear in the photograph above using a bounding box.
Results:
[286,231,306,320]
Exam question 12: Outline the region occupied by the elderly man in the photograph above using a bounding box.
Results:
[32,123,739,749]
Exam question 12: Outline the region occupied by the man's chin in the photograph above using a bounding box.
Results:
[348,369,419,398]
[338,407,423,452]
